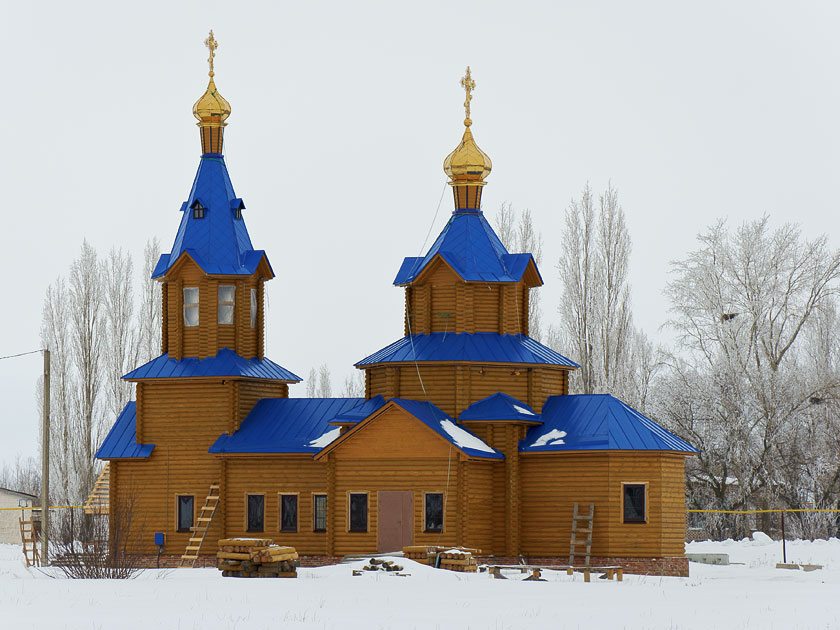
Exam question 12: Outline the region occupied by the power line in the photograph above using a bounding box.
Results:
[0,349,44,362]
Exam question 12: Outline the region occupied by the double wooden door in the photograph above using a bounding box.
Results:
[377,491,414,553]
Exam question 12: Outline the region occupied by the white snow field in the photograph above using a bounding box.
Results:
[2,536,839,630]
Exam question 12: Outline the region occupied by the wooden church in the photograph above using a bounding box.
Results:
[96,34,698,576]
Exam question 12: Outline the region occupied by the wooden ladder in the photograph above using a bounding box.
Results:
[569,502,594,567]
[83,462,110,515]
[178,482,220,568]
[19,517,40,567]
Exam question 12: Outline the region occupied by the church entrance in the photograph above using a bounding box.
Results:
[377,491,414,553]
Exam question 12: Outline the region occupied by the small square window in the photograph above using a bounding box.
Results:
[177,495,194,533]
[623,484,646,523]
[280,494,298,533]
[183,287,199,327]
[424,493,443,533]
[349,493,368,532]
[218,285,235,325]
[250,288,257,329]
[247,494,264,532]
[313,494,327,532]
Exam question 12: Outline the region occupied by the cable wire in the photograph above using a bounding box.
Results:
[0,349,45,362]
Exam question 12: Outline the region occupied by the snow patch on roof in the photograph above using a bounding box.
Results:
[513,404,535,416]
[532,429,567,447]
[439,420,495,453]
[308,427,341,448]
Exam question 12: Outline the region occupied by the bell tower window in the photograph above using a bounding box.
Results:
[183,287,199,326]
[250,288,257,328]
[218,285,235,324]
[191,200,205,219]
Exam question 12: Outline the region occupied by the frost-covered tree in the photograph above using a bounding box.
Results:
[655,217,840,532]
[102,247,136,421]
[317,364,333,397]
[342,371,365,397]
[137,238,162,364]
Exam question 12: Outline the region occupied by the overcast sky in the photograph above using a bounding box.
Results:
[1,0,839,466]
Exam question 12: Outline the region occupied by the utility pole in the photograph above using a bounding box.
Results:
[41,349,50,566]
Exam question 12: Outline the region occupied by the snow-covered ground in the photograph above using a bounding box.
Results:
[2,537,839,629]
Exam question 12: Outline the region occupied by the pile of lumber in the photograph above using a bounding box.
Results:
[402,546,480,572]
[216,538,298,578]
[353,558,405,575]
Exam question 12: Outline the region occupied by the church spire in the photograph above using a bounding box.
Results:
[192,30,231,155]
[443,67,493,211]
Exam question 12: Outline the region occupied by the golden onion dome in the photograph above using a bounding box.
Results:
[443,67,492,185]
[192,30,231,128]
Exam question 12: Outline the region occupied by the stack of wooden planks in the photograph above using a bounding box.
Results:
[402,546,480,572]
[216,538,298,578]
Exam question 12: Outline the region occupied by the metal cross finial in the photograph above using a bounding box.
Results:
[204,30,219,78]
[461,66,476,124]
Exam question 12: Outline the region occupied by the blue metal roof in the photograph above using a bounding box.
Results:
[152,154,272,278]
[123,348,301,382]
[330,395,387,424]
[389,399,503,459]
[95,402,155,459]
[459,392,541,422]
[355,333,579,368]
[521,394,699,453]
[209,398,364,454]
[393,210,542,285]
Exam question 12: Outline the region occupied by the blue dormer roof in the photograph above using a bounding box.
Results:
[95,402,155,460]
[459,392,541,423]
[393,211,541,285]
[152,154,272,278]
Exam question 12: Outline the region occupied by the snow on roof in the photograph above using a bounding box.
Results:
[531,429,566,447]
[308,427,341,448]
[439,419,496,453]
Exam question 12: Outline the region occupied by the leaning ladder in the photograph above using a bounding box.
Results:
[83,462,110,515]
[569,502,594,567]
[20,517,40,567]
[178,482,220,568]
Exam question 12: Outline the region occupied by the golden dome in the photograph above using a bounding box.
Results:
[192,30,231,128]
[443,67,492,185]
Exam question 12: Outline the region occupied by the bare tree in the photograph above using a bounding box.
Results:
[656,217,840,533]
[341,371,365,397]
[0,455,40,496]
[317,364,332,397]
[305,367,317,397]
[137,238,162,364]
[494,202,516,251]
[68,241,105,501]
[556,183,636,401]
[102,248,136,420]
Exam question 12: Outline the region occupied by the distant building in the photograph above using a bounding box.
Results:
[97,35,698,576]
[0,487,38,544]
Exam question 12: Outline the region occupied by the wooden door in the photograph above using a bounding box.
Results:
[377,491,414,553]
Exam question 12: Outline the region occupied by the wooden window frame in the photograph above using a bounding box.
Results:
[423,491,444,533]
[175,494,195,533]
[313,493,327,533]
[245,493,266,533]
[278,492,299,533]
[218,285,235,325]
[191,201,205,219]
[183,287,199,327]
[622,482,648,524]
[347,491,368,533]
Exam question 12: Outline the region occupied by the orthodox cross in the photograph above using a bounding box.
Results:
[461,66,475,123]
[204,30,219,78]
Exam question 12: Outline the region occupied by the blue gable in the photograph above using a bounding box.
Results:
[356,333,579,368]
[95,402,155,460]
[152,154,272,278]
[393,210,541,284]
[209,398,365,454]
[521,394,699,453]
[123,348,301,382]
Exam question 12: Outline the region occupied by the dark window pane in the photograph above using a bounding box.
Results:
[177,496,194,532]
[425,493,443,532]
[314,495,327,532]
[349,493,367,532]
[247,494,264,532]
[623,485,646,523]
[280,495,298,532]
